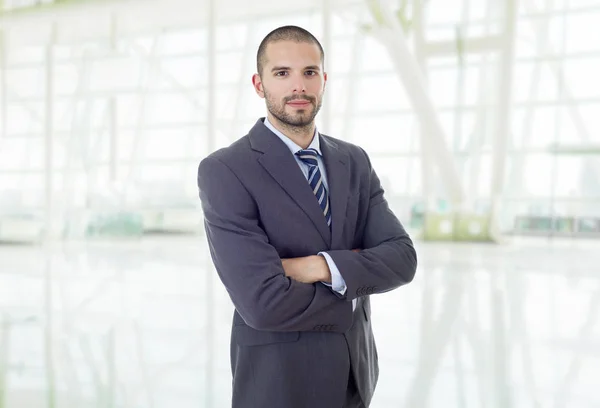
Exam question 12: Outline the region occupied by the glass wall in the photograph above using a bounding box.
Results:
[0,0,599,239]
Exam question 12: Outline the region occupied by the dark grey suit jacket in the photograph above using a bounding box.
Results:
[197,118,417,408]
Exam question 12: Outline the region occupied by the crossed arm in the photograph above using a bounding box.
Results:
[281,249,361,285]
[197,154,417,333]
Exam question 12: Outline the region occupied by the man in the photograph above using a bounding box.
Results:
[197,25,417,408]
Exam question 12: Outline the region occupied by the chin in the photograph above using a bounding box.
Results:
[288,107,313,116]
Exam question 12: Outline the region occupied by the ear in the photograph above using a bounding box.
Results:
[323,71,328,90]
[252,73,265,98]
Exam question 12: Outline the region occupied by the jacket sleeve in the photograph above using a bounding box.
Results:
[325,149,418,301]
[197,155,353,333]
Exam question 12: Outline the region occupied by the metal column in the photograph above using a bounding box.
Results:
[365,0,466,208]
[43,23,58,408]
[109,13,118,183]
[0,316,8,408]
[0,29,6,140]
[412,0,435,212]
[489,0,518,238]
[44,24,57,240]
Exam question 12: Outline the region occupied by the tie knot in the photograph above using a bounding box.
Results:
[295,149,319,166]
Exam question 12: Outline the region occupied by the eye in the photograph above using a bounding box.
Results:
[275,71,288,77]
[305,70,317,76]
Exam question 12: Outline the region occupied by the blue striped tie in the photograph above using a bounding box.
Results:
[295,148,332,228]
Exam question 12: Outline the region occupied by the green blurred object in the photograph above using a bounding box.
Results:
[548,143,600,155]
[423,212,493,242]
[513,215,600,236]
[409,203,425,229]
[514,216,576,234]
[454,214,492,241]
[423,213,455,241]
[515,216,549,232]
[554,217,575,233]
[85,212,143,238]
[578,218,600,233]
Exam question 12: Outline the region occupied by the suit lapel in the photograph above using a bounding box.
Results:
[320,135,350,249]
[250,119,331,247]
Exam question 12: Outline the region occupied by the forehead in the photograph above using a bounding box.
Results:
[263,40,322,68]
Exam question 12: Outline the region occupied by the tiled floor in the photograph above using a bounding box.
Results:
[0,235,598,407]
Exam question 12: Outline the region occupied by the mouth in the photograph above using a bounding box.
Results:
[286,100,312,108]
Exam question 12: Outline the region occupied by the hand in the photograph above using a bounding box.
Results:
[281,256,331,284]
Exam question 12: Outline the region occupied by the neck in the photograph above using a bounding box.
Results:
[267,113,316,149]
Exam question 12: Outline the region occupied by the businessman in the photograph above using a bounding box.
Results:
[197,25,417,408]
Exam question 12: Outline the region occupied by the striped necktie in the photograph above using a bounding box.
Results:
[295,148,332,228]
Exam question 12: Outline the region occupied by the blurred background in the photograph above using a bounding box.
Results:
[0,0,599,407]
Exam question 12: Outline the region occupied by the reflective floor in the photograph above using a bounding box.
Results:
[0,235,599,408]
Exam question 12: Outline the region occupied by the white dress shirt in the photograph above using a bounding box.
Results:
[264,117,356,311]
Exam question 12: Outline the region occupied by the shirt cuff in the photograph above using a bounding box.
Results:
[318,252,347,296]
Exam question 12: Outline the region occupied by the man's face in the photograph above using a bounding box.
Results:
[252,40,327,128]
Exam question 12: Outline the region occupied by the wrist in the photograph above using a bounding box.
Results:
[317,255,332,283]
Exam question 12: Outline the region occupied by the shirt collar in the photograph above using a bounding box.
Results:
[263,117,322,156]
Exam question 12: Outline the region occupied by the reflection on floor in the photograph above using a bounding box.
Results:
[0,236,598,408]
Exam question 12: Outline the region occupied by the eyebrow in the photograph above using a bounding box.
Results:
[271,65,321,72]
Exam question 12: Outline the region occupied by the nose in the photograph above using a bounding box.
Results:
[291,72,307,93]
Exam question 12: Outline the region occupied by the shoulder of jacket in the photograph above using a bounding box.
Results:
[202,135,251,165]
[321,133,369,162]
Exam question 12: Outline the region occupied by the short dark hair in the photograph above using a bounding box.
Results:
[256,25,325,76]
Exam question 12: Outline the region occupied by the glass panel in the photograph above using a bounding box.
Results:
[514,62,559,102]
[425,0,467,25]
[6,67,44,97]
[566,10,600,53]
[355,74,410,112]
[348,114,417,153]
[160,29,207,55]
[562,57,600,99]
[6,103,44,135]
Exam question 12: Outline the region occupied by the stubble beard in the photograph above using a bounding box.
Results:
[264,89,322,135]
